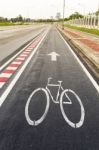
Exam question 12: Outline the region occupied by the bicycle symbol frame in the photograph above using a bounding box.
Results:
[25,77,85,128]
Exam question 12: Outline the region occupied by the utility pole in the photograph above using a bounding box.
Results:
[62,0,65,29]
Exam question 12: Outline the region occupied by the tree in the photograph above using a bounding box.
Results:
[0,17,8,22]
[96,10,99,16]
[17,15,23,22]
[69,12,83,19]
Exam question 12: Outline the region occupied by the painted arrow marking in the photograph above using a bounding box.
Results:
[47,52,60,61]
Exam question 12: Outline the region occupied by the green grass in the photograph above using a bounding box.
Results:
[0,22,32,26]
[64,24,99,36]
[0,22,15,26]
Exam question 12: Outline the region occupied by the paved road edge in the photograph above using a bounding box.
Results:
[57,27,99,79]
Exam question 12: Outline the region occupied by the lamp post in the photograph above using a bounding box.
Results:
[62,0,65,29]
[98,1,99,28]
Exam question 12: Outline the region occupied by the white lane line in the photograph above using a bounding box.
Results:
[0,73,12,78]
[0,28,50,107]
[12,61,22,65]
[7,67,17,70]
[58,30,99,93]
[0,82,5,88]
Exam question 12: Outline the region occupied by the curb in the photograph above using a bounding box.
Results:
[58,27,99,78]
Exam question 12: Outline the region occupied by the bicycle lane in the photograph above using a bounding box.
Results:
[0,26,99,150]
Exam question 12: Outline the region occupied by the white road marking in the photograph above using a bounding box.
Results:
[25,50,32,52]
[16,57,25,60]
[20,54,28,57]
[0,73,12,78]
[60,89,85,128]
[25,88,50,126]
[7,66,17,70]
[25,77,85,128]
[47,52,60,61]
[0,28,50,107]
[0,82,5,88]
[58,30,99,93]
[23,52,30,54]
[12,61,22,65]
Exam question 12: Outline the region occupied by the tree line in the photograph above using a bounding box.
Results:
[0,10,99,23]
[0,15,33,23]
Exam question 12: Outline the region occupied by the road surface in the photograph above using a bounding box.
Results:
[0,26,99,150]
[0,24,46,62]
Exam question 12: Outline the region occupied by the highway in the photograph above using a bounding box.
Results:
[0,26,99,150]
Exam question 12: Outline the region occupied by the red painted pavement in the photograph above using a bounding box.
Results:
[64,29,99,52]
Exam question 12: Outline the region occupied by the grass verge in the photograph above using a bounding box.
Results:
[65,24,99,36]
[0,22,32,26]
[0,22,15,26]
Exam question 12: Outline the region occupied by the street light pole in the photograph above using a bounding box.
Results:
[62,0,65,29]
[98,1,99,27]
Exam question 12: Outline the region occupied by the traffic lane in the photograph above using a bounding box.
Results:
[0,27,99,149]
[0,25,47,62]
[0,25,46,62]
[0,24,46,40]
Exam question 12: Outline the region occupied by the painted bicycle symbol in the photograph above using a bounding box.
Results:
[25,77,85,128]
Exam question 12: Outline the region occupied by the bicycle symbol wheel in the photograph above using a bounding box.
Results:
[25,88,50,126]
[60,89,85,128]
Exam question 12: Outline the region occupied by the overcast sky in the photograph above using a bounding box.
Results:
[0,0,99,19]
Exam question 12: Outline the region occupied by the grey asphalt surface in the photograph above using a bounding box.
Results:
[0,26,99,150]
[0,25,46,62]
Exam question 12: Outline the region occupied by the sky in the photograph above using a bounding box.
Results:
[0,0,99,19]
